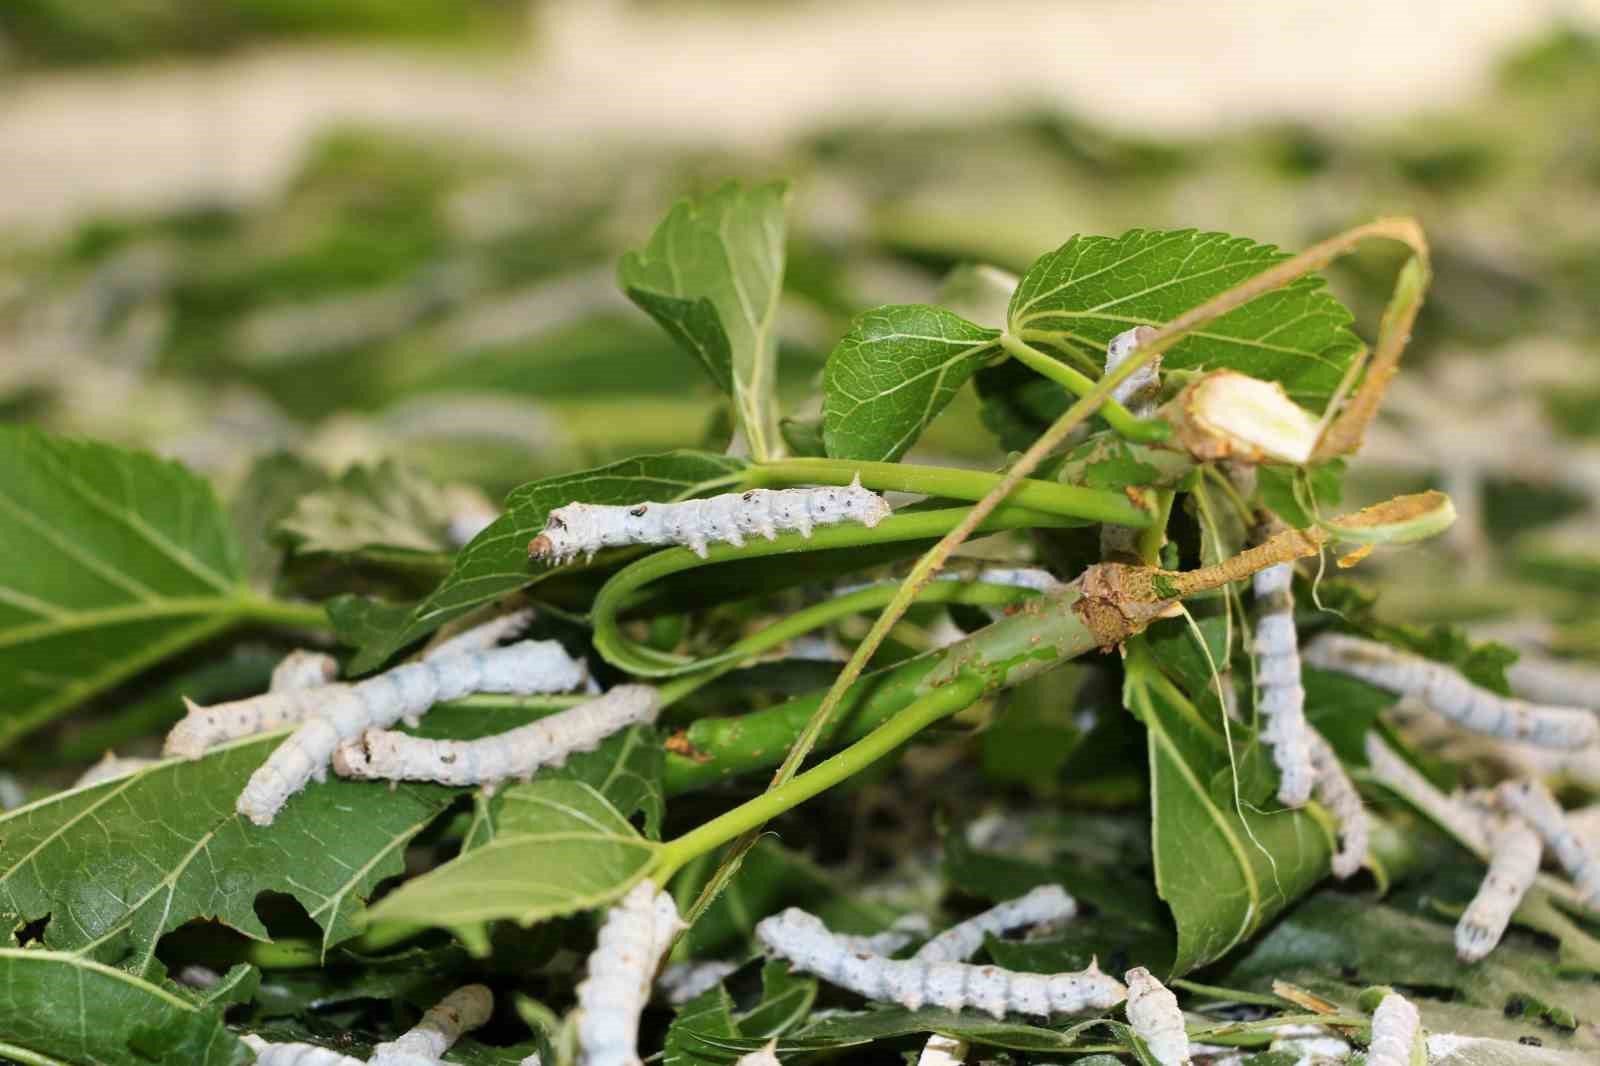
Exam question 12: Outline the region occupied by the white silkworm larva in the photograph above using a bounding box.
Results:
[913,885,1076,964]
[1124,967,1190,1066]
[239,1035,363,1066]
[236,640,586,826]
[755,908,1125,1019]
[1363,732,1493,855]
[1495,780,1600,909]
[1306,727,1367,879]
[332,685,660,786]
[576,879,684,1066]
[528,477,891,564]
[917,1034,969,1066]
[1506,652,1600,711]
[1105,325,1163,413]
[422,608,535,662]
[1265,1025,1351,1063]
[835,912,933,957]
[72,752,158,788]
[1251,560,1314,808]
[733,1042,781,1066]
[269,649,339,692]
[369,984,493,1066]
[1455,813,1541,963]
[655,959,741,1006]
[1366,991,1421,1066]
[1303,634,1598,749]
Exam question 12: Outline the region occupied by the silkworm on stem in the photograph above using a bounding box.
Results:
[1455,813,1541,962]
[1306,727,1367,878]
[912,884,1075,963]
[269,649,339,692]
[755,907,1125,1018]
[1366,991,1421,1066]
[240,1035,363,1066]
[73,752,158,788]
[1495,779,1600,909]
[576,879,683,1066]
[1303,634,1598,748]
[369,984,493,1066]
[1124,966,1190,1066]
[333,685,659,786]
[529,477,891,564]
[1251,552,1314,808]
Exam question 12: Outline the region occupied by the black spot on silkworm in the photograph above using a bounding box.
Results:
[630,505,648,517]
[1520,1036,1543,1046]
[1504,995,1527,1017]
[548,515,566,530]
[742,491,755,501]
[441,752,456,764]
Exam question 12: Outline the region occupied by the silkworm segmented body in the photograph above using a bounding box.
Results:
[422,608,535,661]
[837,912,933,957]
[1303,634,1598,749]
[1251,558,1314,808]
[236,640,586,826]
[240,1036,362,1066]
[1366,991,1421,1066]
[529,477,891,564]
[166,647,341,759]
[755,908,1125,1018]
[1495,780,1600,909]
[269,649,339,692]
[370,984,493,1066]
[1363,732,1493,855]
[333,685,660,786]
[576,879,684,1066]
[1124,967,1190,1066]
[913,884,1076,963]
[1455,813,1541,962]
[1306,727,1367,879]
[73,752,158,788]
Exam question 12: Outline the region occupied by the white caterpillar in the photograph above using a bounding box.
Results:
[655,959,741,1006]
[73,752,158,788]
[1363,732,1493,855]
[916,1034,969,1066]
[1100,326,1162,561]
[837,912,933,957]
[1306,727,1367,879]
[1366,991,1421,1066]
[754,908,1125,1018]
[528,477,891,564]
[1124,966,1190,1066]
[1251,557,1314,808]
[166,647,343,758]
[913,884,1076,963]
[733,1043,781,1066]
[1265,1025,1351,1063]
[239,1035,362,1066]
[1303,634,1598,749]
[236,640,586,826]
[576,879,684,1066]
[369,984,493,1066]
[1455,812,1541,963]
[269,649,340,692]
[333,685,659,786]
[422,608,534,662]
[1495,780,1600,909]
[1506,651,1600,711]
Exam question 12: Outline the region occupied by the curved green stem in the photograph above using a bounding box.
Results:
[998,332,1171,443]
[236,595,333,631]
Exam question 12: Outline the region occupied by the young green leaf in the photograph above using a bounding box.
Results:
[277,460,467,557]
[620,181,790,460]
[1007,229,1363,410]
[822,305,1001,461]
[0,427,253,750]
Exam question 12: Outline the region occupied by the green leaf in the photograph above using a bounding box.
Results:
[366,779,660,937]
[0,427,251,749]
[1007,229,1363,411]
[821,305,1001,461]
[795,1007,1102,1051]
[0,949,249,1066]
[278,460,468,557]
[1257,461,1345,529]
[341,451,748,672]
[229,452,330,588]
[664,983,741,1066]
[620,181,790,460]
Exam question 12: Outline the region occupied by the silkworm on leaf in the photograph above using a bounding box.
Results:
[73,752,158,788]
[1455,813,1541,963]
[1306,726,1367,879]
[1495,779,1600,909]
[1303,634,1598,748]
[269,649,339,692]
[1124,966,1190,1066]
[755,907,1125,1019]
[576,879,684,1066]
[912,884,1076,963]
[422,608,535,661]
[1251,557,1314,808]
[836,912,933,957]
[236,640,586,826]
[370,983,493,1066]
[165,646,343,758]
[1366,991,1421,1066]
[528,477,891,564]
[240,1036,363,1066]
[917,1034,969,1066]
[333,685,660,786]
[733,1042,781,1066]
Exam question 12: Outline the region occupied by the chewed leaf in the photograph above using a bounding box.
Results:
[822,305,1001,461]
[620,181,790,461]
[1007,229,1363,410]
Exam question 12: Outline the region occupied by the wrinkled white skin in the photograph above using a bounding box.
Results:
[235,640,586,825]
[1252,561,1314,808]
[1496,779,1600,909]
[369,984,493,1066]
[834,912,933,957]
[1455,813,1541,962]
[531,477,891,563]
[1306,727,1367,879]
[269,649,339,692]
[1124,966,1191,1066]
[1366,991,1421,1066]
[912,884,1076,963]
[576,880,684,1066]
[1304,633,1598,748]
[334,685,660,786]
[239,1035,363,1066]
[755,908,1125,1018]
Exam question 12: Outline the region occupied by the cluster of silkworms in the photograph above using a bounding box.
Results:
[241,984,490,1066]
[529,476,892,564]
[576,879,684,1066]
[1123,967,1190,1066]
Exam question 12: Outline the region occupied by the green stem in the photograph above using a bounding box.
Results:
[998,332,1171,443]
[656,677,984,877]
[235,595,332,631]
[1137,490,1176,566]
[243,937,323,969]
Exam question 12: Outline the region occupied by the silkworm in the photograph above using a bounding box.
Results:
[236,640,586,826]
[240,1035,363,1066]
[1124,966,1190,1066]
[837,913,933,957]
[422,608,535,661]
[576,879,684,1066]
[370,984,493,1066]
[913,884,1076,963]
[1363,731,1493,855]
[528,477,891,564]
[1455,813,1541,963]
[1506,652,1600,711]
[656,959,741,1005]
[1495,780,1600,909]
[1303,634,1598,749]
[165,648,342,758]
[1366,991,1421,1066]
[333,685,659,786]
[733,1043,781,1066]
[1252,558,1314,808]
[755,907,1125,1018]
[1104,325,1162,412]
[1265,1024,1351,1063]
[917,1034,969,1066]
[269,649,339,692]
[72,752,158,788]
[1306,727,1367,879]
